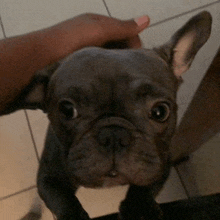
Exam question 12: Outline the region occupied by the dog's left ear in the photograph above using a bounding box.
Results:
[1,62,60,115]
[155,11,212,78]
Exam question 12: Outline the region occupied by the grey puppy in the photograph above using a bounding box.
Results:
[4,12,212,220]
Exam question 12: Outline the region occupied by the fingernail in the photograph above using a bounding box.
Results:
[134,15,150,27]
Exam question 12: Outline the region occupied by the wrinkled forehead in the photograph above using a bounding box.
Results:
[56,47,170,78]
[51,47,178,99]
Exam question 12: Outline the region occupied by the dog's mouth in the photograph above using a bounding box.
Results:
[68,151,164,188]
[102,170,130,187]
[67,116,167,188]
[77,168,131,188]
[78,166,163,188]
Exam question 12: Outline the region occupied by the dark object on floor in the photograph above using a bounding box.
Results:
[20,212,41,220]
[94,193,220,220]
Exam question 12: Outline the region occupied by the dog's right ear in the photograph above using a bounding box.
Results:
[1,62,60,115]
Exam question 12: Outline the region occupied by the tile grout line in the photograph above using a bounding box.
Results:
[149,0,220,29]
[24,110,41,163]
[0,15,7,38]
[0,1,219,36]
[0,185,37,201]
[103,0,220,29]
[174,166,190,198]
[102,0,112,17]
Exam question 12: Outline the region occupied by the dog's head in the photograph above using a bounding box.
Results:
[4,12,212,188]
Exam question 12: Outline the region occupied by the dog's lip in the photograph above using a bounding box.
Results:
[106,169,118,177]
[104,167,125,179]
[102,170,130,186]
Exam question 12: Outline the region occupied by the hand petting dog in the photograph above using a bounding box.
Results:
[0,13,150,114]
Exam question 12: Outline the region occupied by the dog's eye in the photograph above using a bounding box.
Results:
[58,100,78,119]
[149,102,170,123]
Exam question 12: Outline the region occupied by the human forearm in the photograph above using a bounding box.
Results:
[0,29,63,110]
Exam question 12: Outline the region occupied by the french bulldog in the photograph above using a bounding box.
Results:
[4,11,212,220]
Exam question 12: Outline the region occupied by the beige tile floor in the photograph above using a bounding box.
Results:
[0,0,220,219]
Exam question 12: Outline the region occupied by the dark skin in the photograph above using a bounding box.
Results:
[0,13,150,113]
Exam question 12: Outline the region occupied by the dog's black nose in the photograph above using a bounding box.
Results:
[97,126,131,151]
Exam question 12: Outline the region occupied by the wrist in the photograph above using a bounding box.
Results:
[35,25,82,65]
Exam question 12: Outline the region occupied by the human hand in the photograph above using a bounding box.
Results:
[47,13,150,55]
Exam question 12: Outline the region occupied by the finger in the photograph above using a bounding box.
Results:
[118,15,150,37]
[134,15,150,33]
[127,35,143,49]
[103,15,150,41]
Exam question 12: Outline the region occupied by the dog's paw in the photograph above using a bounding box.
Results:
[119,200,163,220]
[119,210,163,220]
[57,211,91,220]
[20,211,41,220]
